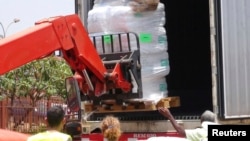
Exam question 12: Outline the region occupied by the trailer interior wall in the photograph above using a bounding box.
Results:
[162,0,213,117]
[215,0,250,119]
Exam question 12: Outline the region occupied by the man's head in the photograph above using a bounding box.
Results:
[46,105,65,128]
[200,110,216,123]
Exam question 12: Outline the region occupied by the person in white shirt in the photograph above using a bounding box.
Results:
[158,108,218,141]
[145,136,191,141]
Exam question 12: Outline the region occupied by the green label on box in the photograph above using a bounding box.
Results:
[104,35,112,44]
[158,35,167,44]
[159,83,167,91]
[139,33,152,43]
[134,13,143,17]
[161,59,169,66]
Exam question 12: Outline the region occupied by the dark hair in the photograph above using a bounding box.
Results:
[200,110,215,123]
[47,105,65,128]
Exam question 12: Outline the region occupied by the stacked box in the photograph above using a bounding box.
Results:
[88,0,169,103]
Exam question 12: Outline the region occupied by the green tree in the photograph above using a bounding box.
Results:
[0,55,72,106]
[0,55,73,131]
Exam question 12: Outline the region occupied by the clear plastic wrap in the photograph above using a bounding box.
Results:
[88,2,169,100]
[141,51,170,79]
[93,0,160,12]
[93,0,130,8]
[135,27,168,54]
[88,3,165,33]
[141,76,168,103]
[88,6,131,33]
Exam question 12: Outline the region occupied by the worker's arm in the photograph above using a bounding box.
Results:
[158,107,186,137]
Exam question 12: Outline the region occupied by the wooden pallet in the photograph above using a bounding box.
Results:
[83,96,181,113]
[156,96,181,108]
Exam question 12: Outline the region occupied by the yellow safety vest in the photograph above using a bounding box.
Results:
[27,131,72,141]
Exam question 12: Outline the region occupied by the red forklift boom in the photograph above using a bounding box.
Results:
[0,14,135,96]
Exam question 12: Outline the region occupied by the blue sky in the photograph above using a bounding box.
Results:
[0,0,75,37]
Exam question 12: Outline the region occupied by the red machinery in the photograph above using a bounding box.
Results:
[0,14,182,141]
[0,14,142,99]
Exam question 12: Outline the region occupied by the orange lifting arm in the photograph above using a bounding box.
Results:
[0,14,110,95]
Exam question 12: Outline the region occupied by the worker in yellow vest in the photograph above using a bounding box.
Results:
[27,105,72,141]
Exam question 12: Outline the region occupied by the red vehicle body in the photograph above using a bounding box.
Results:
[0,129,30,141]
[81,132,182,141]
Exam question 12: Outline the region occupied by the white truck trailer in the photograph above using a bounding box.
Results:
[73,0,250,140]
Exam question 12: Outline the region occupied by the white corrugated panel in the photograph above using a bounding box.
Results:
[220,0,250,118]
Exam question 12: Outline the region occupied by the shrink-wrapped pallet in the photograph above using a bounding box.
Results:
[88,1,169,100]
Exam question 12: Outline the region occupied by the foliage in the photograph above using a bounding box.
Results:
[0,55,72,105]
